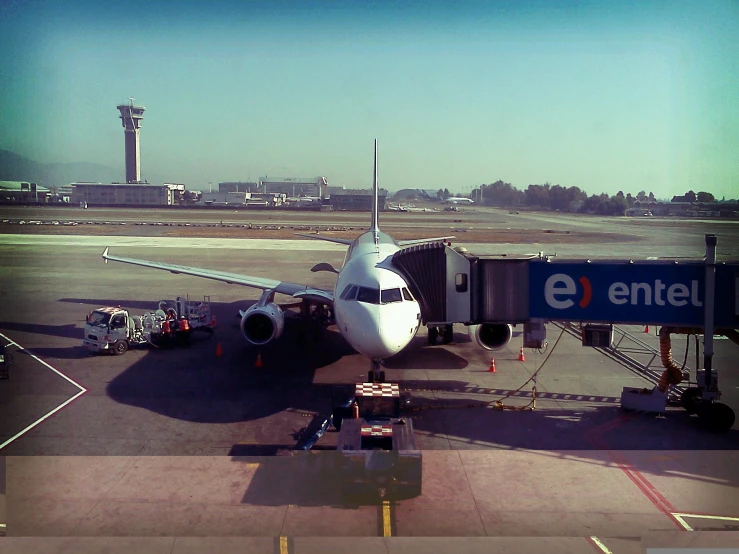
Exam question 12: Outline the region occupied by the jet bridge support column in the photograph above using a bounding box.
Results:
[703,234,717,391]
[693,233,735,430]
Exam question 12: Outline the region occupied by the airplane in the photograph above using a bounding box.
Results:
[101,140,513,382]
[443,197,475,204]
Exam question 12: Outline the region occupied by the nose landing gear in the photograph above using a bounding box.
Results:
[368,360,386,383]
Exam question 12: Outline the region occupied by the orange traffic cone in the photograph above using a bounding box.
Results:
[215,343,223,357]
[255,352,263,368]
[211,315,217,327]
[644,325,649,333]
[518,347,526,362]
[488,358,496,373]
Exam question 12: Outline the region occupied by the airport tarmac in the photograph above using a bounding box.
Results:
[0,208,738,551]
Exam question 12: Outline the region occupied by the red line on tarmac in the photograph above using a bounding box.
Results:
[585,414,684,530]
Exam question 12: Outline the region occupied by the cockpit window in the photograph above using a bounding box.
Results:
[340,284,358,300]
[356,286,380,304]
[402,288,414,301]
[381,288,402,304]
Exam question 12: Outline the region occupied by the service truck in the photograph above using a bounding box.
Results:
[83,296,213,355]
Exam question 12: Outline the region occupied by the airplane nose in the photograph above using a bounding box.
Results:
[374,309,411,358]
[338,302,414,360]
[357,307,399,359]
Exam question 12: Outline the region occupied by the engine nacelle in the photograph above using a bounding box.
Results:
[240,302,285,346]
[468,323,513,351]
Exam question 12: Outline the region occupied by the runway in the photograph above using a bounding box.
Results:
[0,208,738,551]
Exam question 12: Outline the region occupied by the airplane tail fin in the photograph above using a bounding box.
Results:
[370,139,379,240]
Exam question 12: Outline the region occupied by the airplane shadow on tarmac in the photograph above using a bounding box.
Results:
[100,299,359,424]
[74,297,739,449]
[92,298,480,425]
[5,297,739,455]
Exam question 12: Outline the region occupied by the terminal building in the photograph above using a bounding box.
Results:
[0,181,50,203]
[200,191,285,207]
[259,176,328,198]
[69,183,186,206]
[218,182,260,193]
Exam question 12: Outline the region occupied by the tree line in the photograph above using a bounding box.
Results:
[439,181,719,216]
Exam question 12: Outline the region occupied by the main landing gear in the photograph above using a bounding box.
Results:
[680,387,736,432]
[427,324,454,345]
[368,360,386,383]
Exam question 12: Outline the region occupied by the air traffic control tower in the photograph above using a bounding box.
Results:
[116,99,145,183]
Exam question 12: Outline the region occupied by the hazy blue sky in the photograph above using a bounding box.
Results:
[1,0,737,197]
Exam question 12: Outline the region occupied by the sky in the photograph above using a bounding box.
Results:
[0,0,737,198]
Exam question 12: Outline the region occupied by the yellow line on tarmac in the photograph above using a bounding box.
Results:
[588,536,613,553]
[279,535,289,554]
[382,500,392,536]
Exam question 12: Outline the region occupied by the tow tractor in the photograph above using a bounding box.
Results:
[83,295,214,355]
[299,381,422,500]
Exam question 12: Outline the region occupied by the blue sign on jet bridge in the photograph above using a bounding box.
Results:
[528,260,714,327]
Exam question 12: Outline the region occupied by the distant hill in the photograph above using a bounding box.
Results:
[0,149,124,188]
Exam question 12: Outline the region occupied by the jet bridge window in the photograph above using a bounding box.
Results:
[455,273,468,293]
[381,288,402,304]
[356,287,380,304]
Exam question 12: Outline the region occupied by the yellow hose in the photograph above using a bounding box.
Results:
[657,327,684,392]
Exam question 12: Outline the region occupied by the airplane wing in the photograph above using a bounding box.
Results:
[294,233,353,245]
[398,236,455,247]
[101,247,334,304]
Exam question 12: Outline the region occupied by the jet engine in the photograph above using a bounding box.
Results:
[468,323,513,351]
[240,302,285,346]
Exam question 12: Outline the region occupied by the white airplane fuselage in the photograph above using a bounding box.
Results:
[332,230,421,361]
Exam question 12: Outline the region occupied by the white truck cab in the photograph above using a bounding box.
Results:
[83,307,135,355]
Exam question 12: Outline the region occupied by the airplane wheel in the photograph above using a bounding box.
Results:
[427,327,438,344]
[113,340,128,355]
[701,402,736,432]
[379,371,386,383]
[442,325,453,344]
[680,387,702,415]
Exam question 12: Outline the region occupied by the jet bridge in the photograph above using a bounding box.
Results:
[392,235,739,431]
[392,242,532,326]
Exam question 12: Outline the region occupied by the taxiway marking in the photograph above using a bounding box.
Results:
[585,414,685,530]
[382,500,392,536]
[671,513,739,532]
[0,332,87,452]
[587,536,614,553]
